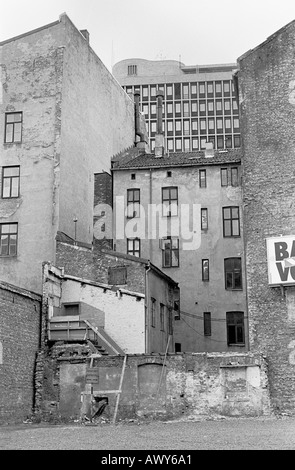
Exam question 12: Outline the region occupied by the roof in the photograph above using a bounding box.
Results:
[112,149,242,171]
[0,280,41,301]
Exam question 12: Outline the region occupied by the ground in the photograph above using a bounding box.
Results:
[1,415,295,451]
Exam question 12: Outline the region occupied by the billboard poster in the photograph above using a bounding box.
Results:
[266,236,295,286]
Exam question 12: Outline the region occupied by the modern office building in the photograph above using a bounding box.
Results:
[113,58,240,153]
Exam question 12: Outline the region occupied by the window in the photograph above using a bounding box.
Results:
[208,118,215,132]
[131,173,136,180]
[225,135,232,148]
[224,99,231,112]
[161,238,179,267]
[184,138,190,151]
[183,120,190,135]
[5,112,22,143]
[191,83,197,97]
[207,82,213,95]
[183,101,189,117]
[221,168,228,186]
[150,86,157,100]
[166,84,173,98]
[127,65,137,76]
[223,207,240,237]
[167,139,174,151]
[127,238,140,257]
[162,187,178,216]
[200,119,207,133]
[142,86,148,99]
[175,343,181,352]
[226,312,245,346]
[199,169,206,188]
[199,101,206,114]
[208,101,214,113]
[174,83,181,99]
[127,189,140,218]
[142,104,149,116]
[191,101,198,115]
[216,100,222,114]
[215,81,222,95]
[63,303,80,316]
[108,266,127,285]
[216,118,223,131]
[175,139,182,151]
[225,118,232,131]
[2,166,20,198]
[201,208,208,230]
[160,303,165,331]
[192,119,198,134]
[168,308,173,335]
[192,138,199,150]
[167,171,172,177]
[150,104,157,116]
[217,136,224,149]
[204,312,211,336]
[183,84,189,99]
[231,167,238,186]
[167,103,173,115]
[167,120,173,134]
[223,81,230,94]
[175,120,182,134]
[234,135,241,148]
[224,258,242,290]
[202,259,209,281]
[151,298,156,327]
[175,102,181,115]
[199,82,205,96]
[0,223,18,256]
[233,117,240,130]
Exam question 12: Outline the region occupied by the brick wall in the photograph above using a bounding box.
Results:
[56,241,146,294]
[37,350,271,422]
[238,20,295,414]
[0,282,41,424]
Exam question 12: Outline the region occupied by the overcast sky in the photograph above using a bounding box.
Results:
[1,0,295,72]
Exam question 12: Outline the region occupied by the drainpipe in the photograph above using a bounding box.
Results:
[149,168,153,264]
[134,91,145,146]
[145,261,152,354]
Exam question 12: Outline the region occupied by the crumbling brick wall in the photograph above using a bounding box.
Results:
[56,241,145,294]
[0,281,41,424]
[238,20,295,414]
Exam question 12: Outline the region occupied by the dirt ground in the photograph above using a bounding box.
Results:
[1,415,295,451]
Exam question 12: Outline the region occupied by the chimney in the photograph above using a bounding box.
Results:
[204,142,214,158]
[80,29,90,43]
[134,91,147,151]
[155,89,164,158]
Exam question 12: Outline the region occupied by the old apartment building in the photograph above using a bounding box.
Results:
[111,93,247,353]
[112,58,240,153]
[237,19,295,415]
[0,13,136,293]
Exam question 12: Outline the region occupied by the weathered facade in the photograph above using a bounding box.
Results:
[35,351,271,422]
[112,148,248,353]
[0,13,135,293]
[0,281,41,424]
[238,19,295,414]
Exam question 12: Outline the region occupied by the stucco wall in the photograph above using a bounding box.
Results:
[61,278,145,354]
[113,164,247,353]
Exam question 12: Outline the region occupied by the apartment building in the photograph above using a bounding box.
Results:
[112,58,240,153]
[0,14,136,293]
[111,94,247,352]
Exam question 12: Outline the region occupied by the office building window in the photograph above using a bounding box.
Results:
[201,208,208,230]
[216,118,223,132]
[204,312,211,336]
[151,121,157,135]
[151,298,156,327]
[175,102,181,115]
[191,101,198,115]
[127,65,137,76]
[127,238,140,257]
[182,84,189,99]
[167,139,174,151]
[142,104,149,116]
[225,135,232,148]
[224,258,242,290]
[215,81,222,95]
[127,189,140,218]
[225,117,232,132]
[5,112,22,143]
[224,99,231,112]
[232,99,239,113]
[131,173,136,180]
[234,135,241,148]
[199,101,206,114]
[175,120,182,134]
[200,138,207,150]
[160,303,165,331]
[192,138,199,150]
[174,83,181,99]
[226,312,245,346]
[233,117,240,130]
[208,118,215,132]
[199,82,205,96]
[167,120,173,134]
[191,83,197,97]
[199,169,206,188]
[2,166,20,198]
[202,259,209,281]
[108,266,127,285]
[207,82,213,95]
[200,119,207,133]
[0,223,18,256]
[216,100,222,114]
[175,138,182,151]
[192,119,198,134]
[161,237,179,268]
[208,101,214,114]
[184,138,190,151]
[223,81,230,94]
[167,102,173,115]
[150,104,157,116]
[162,187,178,216]
[223,206,240,237]
[183,120,190,135]
[166,84,173,98]
[217,136,224,149]
[183,101,189,117]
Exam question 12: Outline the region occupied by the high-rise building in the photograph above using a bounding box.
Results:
[112,58,240,153]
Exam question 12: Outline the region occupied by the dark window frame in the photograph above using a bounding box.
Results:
[127,188,140,218]
[204,312,211,336]
[226,311,245,346]
[2,166,20,198]
[224,258,242,290]
[0,222,18,257]
[127,238,141,257]
[201,208,208,230]
[199,169,207,188]
[4,112,22,144]
[223,206,240,237]
[161,237,179,268]
[202,259,209,281]
[160,303,165,331]
[162,186,178,217]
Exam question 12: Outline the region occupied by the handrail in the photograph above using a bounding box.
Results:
[82,319,123,355]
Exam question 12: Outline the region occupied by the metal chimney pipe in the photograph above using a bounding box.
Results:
[156,89,164,135]
[134,91,145,143]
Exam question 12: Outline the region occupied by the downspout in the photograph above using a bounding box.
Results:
[145,261,152,354]
[149,168,153,264]
[134,91,145,144]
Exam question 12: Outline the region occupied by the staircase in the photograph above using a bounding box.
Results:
[48,316,125,356]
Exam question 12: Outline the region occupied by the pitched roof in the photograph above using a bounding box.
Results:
[112,149,242,170]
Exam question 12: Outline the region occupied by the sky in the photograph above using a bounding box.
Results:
[1,0,295,72]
